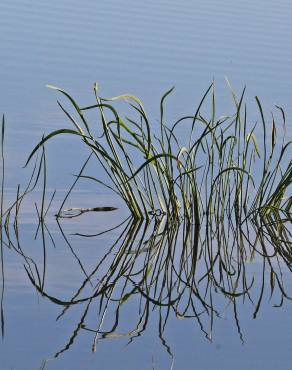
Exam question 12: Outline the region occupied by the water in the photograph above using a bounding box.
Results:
[1,212,292,370]
[0,0,292,369]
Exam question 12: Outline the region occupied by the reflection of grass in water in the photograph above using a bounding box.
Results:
[0,82,291,358]
[5,179,290,357]
[19,212,291,357]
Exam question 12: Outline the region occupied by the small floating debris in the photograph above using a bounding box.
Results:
[56,206,118,218]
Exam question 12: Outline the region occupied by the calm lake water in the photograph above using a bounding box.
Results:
[0,0,292,369]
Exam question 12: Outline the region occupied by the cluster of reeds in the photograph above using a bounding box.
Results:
[0,82,291,356]
[25,83,291,227]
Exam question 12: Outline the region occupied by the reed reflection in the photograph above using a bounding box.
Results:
[4,196,291,357]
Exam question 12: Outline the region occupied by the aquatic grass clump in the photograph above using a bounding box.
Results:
[25,82,291,230]
[1,81,291,354]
